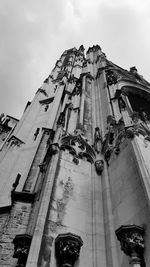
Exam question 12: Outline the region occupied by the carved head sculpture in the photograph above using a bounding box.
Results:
[55,233,83,267]
[95,160,104,174]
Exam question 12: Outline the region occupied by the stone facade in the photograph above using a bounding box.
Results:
[0,44,150,267]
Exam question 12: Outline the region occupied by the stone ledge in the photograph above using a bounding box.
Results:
[0,205,11,213]
[11,191,36,203]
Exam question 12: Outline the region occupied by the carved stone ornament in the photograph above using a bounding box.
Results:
[102,117,125,164]
[102,111,150,165]
[60,130,96,163]
[106,69,118,86]
[55,232,83,267]
[115,225,144,260]
[95,160,104,174]
[13,234,32,267]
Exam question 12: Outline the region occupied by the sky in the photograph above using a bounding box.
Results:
[0,0,150,119]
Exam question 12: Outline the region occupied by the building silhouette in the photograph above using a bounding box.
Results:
[0,45,150,267]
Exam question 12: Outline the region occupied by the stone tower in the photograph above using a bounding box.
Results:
[0,45,150,267]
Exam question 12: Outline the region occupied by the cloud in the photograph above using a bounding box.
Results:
[0,0,67,118]
[0,0,150,118]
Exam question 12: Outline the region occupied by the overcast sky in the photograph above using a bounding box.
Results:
[0,0,150,119]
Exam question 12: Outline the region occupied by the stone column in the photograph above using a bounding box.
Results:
[115,225,145,267]
[79,75,85,126]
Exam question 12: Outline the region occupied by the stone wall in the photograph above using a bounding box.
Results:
[109,139,150,266]
[0,202,32,266]
[38,150,107,267]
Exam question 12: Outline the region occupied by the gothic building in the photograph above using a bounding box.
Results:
[0,45,150,267]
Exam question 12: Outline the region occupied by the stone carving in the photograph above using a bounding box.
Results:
[95,160,104,174]
[139,108,149,122]
[60,130,96,163]
[115,225,145,265]
[93,127,102,153]
[128,111,150,141]
[50,143,60,154]
[106,69,118,86]
[13,234,32,267]
[101,116,126,164]
[131,110,149,124]
[55,232,83,267]
[102,110,150,165]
